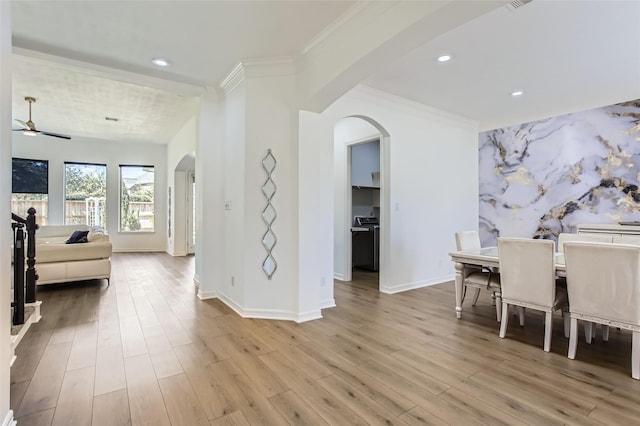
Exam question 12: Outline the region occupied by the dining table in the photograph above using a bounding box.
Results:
[449,246,566,319]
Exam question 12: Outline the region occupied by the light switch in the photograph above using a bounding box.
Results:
[225,201,232,210]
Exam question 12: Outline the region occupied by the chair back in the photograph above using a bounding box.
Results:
[498,238,556,307]
[557,233,612,253]
[612,234,640,246]
[564,242,640,326]
[456,231,481,251]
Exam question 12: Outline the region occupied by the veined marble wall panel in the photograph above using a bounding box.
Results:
[479,99,640,247]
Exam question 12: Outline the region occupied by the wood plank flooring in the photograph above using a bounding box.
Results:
[10,253,640,425]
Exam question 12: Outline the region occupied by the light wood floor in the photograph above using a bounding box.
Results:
[10,253,640,425]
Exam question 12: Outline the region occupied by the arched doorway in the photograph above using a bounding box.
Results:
[334,115,390,291]
[170,152,195,256]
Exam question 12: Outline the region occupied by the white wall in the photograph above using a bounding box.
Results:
[351,140,380,187]
[12,133,167,252]
[195,95,225,299]
[166,114,196,256]
[325,86,480,293]
[0,2,13,424]
[298,110,335,312]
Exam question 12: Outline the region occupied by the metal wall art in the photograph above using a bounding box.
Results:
[261,149,277,279]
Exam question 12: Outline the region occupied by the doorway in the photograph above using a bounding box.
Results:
[349,139,380,286]
[187,171,195,254]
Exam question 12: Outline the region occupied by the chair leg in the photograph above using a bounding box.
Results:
[518,307,525,326]
[563,310,570,338]
[584,322,593,344]
[633,331,640,380]
[471,288,481,306]
[544,311,552,352]
[568,317,578,359]
[499,302,509,338]
[495,292,502,322]
[602,325,609,342]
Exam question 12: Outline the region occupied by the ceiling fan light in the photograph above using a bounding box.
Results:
[23,130,37,136]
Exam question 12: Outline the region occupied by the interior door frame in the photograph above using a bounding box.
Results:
[186,171,195,254]
[344,136,382,283]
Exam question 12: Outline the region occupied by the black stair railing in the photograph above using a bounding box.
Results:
[11,208,38,326]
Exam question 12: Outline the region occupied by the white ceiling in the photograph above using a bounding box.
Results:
[9,0,640,143]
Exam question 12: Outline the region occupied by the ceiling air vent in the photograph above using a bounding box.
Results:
[506,0,533,11]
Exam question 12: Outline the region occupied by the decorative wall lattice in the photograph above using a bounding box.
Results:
[261,149,277,279]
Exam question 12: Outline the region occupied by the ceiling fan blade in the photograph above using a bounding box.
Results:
[14,119,30,130]
[40,131,72,140]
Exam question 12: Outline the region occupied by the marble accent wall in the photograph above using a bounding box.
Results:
[479,99,640,246]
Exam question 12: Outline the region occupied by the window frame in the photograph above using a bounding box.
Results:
[119,164,156,233]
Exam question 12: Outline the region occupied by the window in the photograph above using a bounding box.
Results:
[120,165,155,232]
[64,162,107,227]
[11,158,49,225]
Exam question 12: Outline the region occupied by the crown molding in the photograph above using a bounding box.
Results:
[219,57,296,95]
[219,62,246,95]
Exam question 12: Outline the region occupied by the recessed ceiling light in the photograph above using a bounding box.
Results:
[151,58,170,67]
[437,55,452,62]
[511,90,524,97]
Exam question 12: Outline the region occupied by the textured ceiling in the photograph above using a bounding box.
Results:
[12,56,197,144]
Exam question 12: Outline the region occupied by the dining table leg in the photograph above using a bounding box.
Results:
[454,261,464,318]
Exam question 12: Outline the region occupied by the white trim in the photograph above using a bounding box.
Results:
[242,57,296,78]
[215,293,323,323]
[197,290,217,300]
[220,57,296,95]
[333,272,345,281]
[220,62,245,95]
[166,249,187,257]
[112,248,165,253]
[10,301,42,367]
[2,410,16,426]
[380,275,454,294]
[319,298,336,310]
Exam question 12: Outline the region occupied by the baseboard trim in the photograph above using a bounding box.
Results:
[112,249,165,253]
[216,293,323,323]
[197,289,217,300]
[380,274,453,294]
[166,249,188,257]
[333,272,345,281]
[2,410,16,426]
[319,298,336,309]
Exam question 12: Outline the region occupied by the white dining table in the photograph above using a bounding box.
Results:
[449,247,566,319]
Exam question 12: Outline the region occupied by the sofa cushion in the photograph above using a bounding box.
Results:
[66,230,89,244]
[37,241,112,263]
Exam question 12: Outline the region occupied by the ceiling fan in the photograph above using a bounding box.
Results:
[13,96,71,140]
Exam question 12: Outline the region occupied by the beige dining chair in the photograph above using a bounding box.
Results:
[557,232,612,253]
[498,238,569,352]
[455,231,502,322]
[564,241,640,379]
[558,232,614,342]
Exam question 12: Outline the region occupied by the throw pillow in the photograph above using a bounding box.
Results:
[66,230,89,244]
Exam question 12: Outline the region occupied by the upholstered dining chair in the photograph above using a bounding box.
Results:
[558,232,614,342]
[497,238,569,352]
[564,242,640,379]
[455,231,502,322]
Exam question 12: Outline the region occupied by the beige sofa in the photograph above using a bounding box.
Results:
[35,225,112,285]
